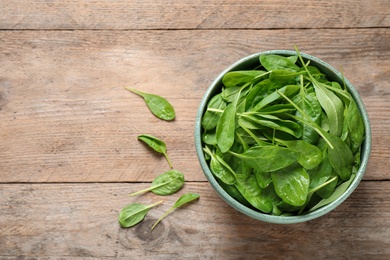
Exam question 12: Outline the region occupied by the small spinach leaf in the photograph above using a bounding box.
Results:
[125,87,175,121]
[118,200,163,228]
[138,134,173,169]
[129,170,185,196]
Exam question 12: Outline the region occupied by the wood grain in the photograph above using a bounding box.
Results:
[1,0,389,258]
[0,0,389,30]
[1,29,389,183]
[0,182,389,259]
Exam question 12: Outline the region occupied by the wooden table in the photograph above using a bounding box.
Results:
[1,1,389,259]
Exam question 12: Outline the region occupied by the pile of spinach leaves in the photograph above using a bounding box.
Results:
[201,48,364,215]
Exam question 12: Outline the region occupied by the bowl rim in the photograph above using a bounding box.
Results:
[195,50,372,224]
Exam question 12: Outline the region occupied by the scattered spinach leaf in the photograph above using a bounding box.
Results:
[129,170,184,196]
[125,87,175,121]
[118,200,163,228]
[138,134,173,169]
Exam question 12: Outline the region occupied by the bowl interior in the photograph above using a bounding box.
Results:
[195,50,371,224]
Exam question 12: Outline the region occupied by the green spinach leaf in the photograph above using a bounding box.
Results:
[271,164,310,207]
[118,200,163,228]
[308,174,355,212]
[201,94,226,130]
[260,54,300,72]
[235,174,273,213]
[222,70,268,88]
[324,132,354,181]
[129,170,185,196]
[230,146,298,172]
[125,87,175,121]
[278,140,322,170]
[138,134,173,169]
[216,103,236,153]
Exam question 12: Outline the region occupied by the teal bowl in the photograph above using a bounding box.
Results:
[195,50,371,224]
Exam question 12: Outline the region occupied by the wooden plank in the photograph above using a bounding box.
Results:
[0,29,389,182]
[0,182,389,259]
[0,0,389,30]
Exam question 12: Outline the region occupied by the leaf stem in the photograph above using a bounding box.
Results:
[163,151,173,169]
[206,108,224,113]
[129,180,171,196]
[308,176,338,194]
[124,87,145,97]
[240,124,267,146]
[151,207,175,230]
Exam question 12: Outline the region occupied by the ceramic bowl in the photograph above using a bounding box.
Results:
[194,50,371,224]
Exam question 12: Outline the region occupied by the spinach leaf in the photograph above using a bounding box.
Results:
[308,174,356,212]
[202,130,217,145]
[125,87,175,121]
[216,103,236,153]
[293,91,322,144]
[251,85,300,112]
[129,170,185,196]
[201,94,226,130]
[278,140,322,170]
[204,147,236,185]
[257,104,295,115]
[271,164,310,207]
[222,86,250,103]
[218,180,251,207]
[346,98,365,153]
[260,54,300,72]
[254,170,272,189]
[118,200,163,228]
[315,173,338,199]
[308,149,339,199]
[235,174,273,213]
[151,193,200,230]
[138,134,173,169]
[324,132,354,181]
[269,70,303,85]
[245,79,278,110]
[313,82,344,137]
[294,49,344,137]
[230,146,298,172]
[239,113,302,138]
[222,70,268,88]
